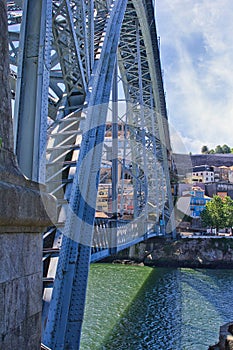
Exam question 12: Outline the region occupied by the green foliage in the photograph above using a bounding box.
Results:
[222,144,231,154]
[223,196,233,229]
[200,144,232,154]
[200,207,212,227]
[201,195,233,231]
[215,145,223,154]
[201,145,209,154]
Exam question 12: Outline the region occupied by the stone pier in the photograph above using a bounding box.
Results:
[0,153,56,349]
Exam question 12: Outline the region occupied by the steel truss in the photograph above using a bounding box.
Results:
[7,0,176,348]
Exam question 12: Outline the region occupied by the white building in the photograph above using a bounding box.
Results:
[192,165,214,183]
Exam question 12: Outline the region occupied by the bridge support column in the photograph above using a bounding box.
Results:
[0,2,56,348]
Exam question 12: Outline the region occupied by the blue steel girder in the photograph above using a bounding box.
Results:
[47,0,110,118]
[116,1,166,225]
[43,0,112,209]
[116,0,176,234]
[13,0,53,182]
[8,18,62,121]
[133,0,175,233]
[52,0,88,104]
[43,1,128,348]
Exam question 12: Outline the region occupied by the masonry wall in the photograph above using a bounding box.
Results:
[112,237,233,269]
[0,155,56,349]
[0,232,43,348]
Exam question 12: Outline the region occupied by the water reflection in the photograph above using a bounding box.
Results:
[103,268,182,350]
[80,266,233,350]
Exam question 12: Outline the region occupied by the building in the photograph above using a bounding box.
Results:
[189,187,211,218]
[177,186,211,219]
[205,182,233,200]
[96,184,111,213]
[172,153,233,182]
[177,183,205,197]
[213,165,233,183]
[191,165,214,183]
[96,180,134,217]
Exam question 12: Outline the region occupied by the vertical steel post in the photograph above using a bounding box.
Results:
[88,0,94,71]
[112,61,118,216]
[111,60,118,252]
[14,0,52,182]
[136,18,148,216]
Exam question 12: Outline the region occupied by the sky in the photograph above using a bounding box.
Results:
[155,0,233,154]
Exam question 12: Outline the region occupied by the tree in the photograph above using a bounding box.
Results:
[201,195,233,233]
[201,145,209,154]
[201,195,225,232]
[200,206,213,228]
[223,196,233,232]
[200,144,232,154]
[208,149,215,154]
[215,145,223,154]
[222,144,231,154]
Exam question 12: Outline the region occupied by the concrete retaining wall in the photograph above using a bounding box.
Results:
[127,237,233,268]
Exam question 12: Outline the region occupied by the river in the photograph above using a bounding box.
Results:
[80,264,233,350]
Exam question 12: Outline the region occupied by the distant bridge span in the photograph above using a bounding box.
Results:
[7,0,176,348]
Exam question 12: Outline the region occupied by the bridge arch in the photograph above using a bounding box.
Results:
[7,0,176,348]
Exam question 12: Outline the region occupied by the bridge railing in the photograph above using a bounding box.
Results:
[91,217,158,261]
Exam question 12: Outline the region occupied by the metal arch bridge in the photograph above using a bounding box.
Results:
[7,0,176,348]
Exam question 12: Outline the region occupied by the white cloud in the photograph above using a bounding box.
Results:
[156,0,233,153]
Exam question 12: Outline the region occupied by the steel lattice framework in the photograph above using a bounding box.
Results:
[7,0,176,348]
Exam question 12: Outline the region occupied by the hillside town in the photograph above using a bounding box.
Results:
[95,143,233,235]
[172,153,233,235]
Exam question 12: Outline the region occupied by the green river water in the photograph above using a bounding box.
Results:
[80,264,233,350]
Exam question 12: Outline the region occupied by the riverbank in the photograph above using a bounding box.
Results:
[102,237,233,269]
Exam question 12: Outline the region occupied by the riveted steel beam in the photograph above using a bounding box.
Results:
[132,0,176,236]
[52,0,87,102]
[43,1,128,348]
[13,0,52,182]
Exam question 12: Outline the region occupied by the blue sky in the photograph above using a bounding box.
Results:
[155,0,233,154]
